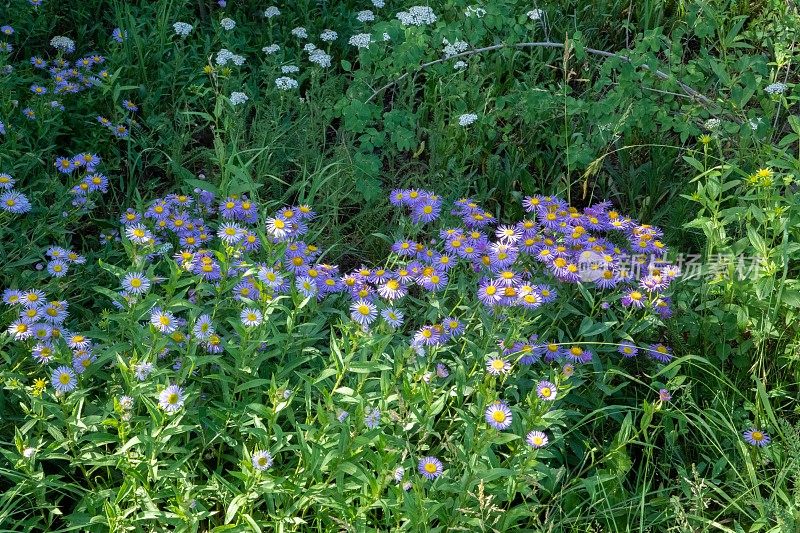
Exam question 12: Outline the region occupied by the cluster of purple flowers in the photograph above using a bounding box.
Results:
[53,153,110,208]
[96,115,131,139]
[3,288,94,392]
[96,99,138,140]
[0,171,31,215]
[389,188,443,224]
[43,245,86,278]
[28,54,106,97]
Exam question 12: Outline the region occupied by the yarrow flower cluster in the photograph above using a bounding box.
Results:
[275,76,298,90]
[458,113,478,126]
[396,6,437,26]
[356,10,375,22]
[348,33,373,49]
[320,29,338,42]
[173,22,193,37]
[263,6,280,18]
[442,38,469,59]
[308,48,332,68]
[220,18,236,31]
[229,91,248,106]
[764,82,787,95]
[50,35,75,53]
[216,49,245,66]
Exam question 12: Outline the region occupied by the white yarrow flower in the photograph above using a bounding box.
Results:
[281,65,300,74]
[230,91,248,106]
[527,9,544,20]
[291,27,308,39]
[704,118,721,130]
[765,82,787,95]
[396,6,436,26]
[357,10,375,22]
[275,76,298,90]
[262,44,281,54]
[459,113,478,126]
[173,22,193,37]
[320,29,338,42]
[220,18,236,30]
[50,36,75,53]
[309,49,332,68]
[263,6,280,18]
[443,38,469,59]
[349,33,373,49]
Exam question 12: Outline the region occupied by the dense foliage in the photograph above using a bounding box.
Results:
[1,0,800,531]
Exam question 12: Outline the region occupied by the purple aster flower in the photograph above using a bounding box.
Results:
[377,278,407,301]
[111,28,127,43]
[364,406,380,428]
[536,380,557,401]
[410,198,442,224]
[32,343,55,364]
[486,355,510,375]
[526,430,548,448]
[158,384,185,413]
[350,299,377,328]
[743,428,770,447]
[659,388,671,402]
[252,450,273,471]
[125,224,153,244]
[648,343,672,363]
[418,456,443,479]
[46,259,69,278]
[150,308,177,334]
[621,289,647,309]
[1,191,32,214]
[413,325,441,346]
[51,365,77,393]
[477,278,503,307]
[617,341,639,358]
[485,401,513,430]
[381,307,404,328]
[0,173,13,189]
[419,270,447,291]
[442,317,464,338]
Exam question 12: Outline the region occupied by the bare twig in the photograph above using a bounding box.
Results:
[366,40,718,112]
